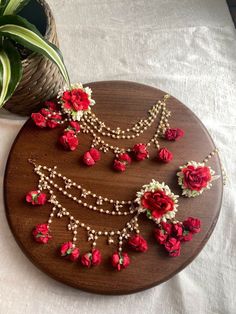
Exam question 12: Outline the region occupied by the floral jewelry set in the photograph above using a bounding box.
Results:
[26,83,225,271]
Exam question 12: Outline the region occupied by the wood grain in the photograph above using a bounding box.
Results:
[4,81,223,295]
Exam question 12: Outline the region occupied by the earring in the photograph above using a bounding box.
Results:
[177,149,223,198]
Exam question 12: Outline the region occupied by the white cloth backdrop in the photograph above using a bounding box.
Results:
[0,0,235,313]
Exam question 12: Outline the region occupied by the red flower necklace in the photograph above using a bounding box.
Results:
[31,83,184,172]
[26,160,201,271]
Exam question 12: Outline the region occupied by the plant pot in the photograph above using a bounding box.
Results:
[4,0,65,116]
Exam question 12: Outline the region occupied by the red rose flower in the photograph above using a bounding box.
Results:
[113,160,126,172]
[81,252,91,267]
[164,237,181,257]
[160,221,172,234]
[32,224,51,244]
[172,223,183,238]
[59,130,79,151]
[91,249,102,266]
[128,234,148,252]
[119,153,132,164]
[26,191,47,205]
[60,241,80,262]
[165,128,184,141]
[70,247,80,261]
[179,230,193,242]
[46,113,62,129]
[113,153,131,172]
[40,108,51,117]
[62,88,90,111]
[132,143,149,161]
[31,112,46,128]
[182,165,211,191]
[141,189,174,219]
[69,121,80,133]
[45,101,58,111]
[154,228,168,244]
[83,148,101,166]
[111,252,130,271]
[81,249,102,268]
[157,147,173,163]
[183,217,201,234]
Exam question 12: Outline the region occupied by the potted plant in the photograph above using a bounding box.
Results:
[0,0,70,115]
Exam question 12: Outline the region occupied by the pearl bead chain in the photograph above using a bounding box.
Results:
[78,95,171,155]
[45,190,140,249]
[202,148,227,185]
[34,165,137,216]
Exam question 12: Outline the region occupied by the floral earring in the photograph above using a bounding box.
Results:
[176,149,224,197]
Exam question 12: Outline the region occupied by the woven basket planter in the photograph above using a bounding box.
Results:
[4,0,65,116]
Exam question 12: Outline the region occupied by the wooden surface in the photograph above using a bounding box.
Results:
[4,81,223,295]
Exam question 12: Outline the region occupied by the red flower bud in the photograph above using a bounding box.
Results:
[31,113,46,128]
[183,217,201,234]
[157,147,173,163]
[60,241,80,262]
[165,128,184,141]
[59,130,79,151]
[164,237,181,257]
[69,121,80,132]
[128,234,148,252]
[26,191,47,205]
[83,148,101,166]
[132,143,149,161]
[81,249,102,267]
[113,159,126,172]
[111,252,130,271]
[32,224,51,244]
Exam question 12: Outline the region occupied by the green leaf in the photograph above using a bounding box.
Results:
[0,15,70,85]
[0,39,22,108]
[2,0,30,15]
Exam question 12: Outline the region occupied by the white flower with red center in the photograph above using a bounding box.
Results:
[135,180,179,223]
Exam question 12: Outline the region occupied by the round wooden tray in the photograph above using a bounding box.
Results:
[4,81,223,295]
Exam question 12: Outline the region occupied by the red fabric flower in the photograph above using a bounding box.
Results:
[46,113,62,129]
[141,189,174,219]
[165,128,184,141]
[119,153,132,164]
[157,147,173,163]
[154,228,168,244]
[26,191,47,205]
[164,237,181,257]
[111,252,130,271]
[182,165,211,191]
[32,224,51,244]
[60,241,80,262]
[45,101,58,111]
[62,88,90,111]
[160,221,172,234]
[172,223,183,238]
[183,217,201,234]
[179,230,193,242]
[132,143,149,161]
[59,130,79,151]
[83,148,101,166]
[31,113,46,128]
[81,249,102,268]
[128,234,148,252]
[40,108,51,117]
[113,160,126,171]
[69,121,80,132]
[113,153,132,172]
